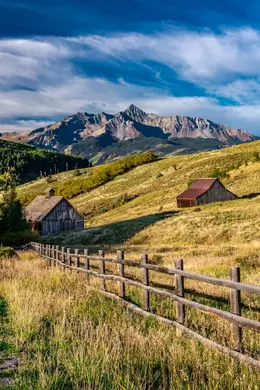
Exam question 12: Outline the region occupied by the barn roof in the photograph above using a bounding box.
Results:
[176,178,219,200]
[25,195,64,222]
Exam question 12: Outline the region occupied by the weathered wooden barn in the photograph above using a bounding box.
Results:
[176,178,237,208]
[25,188,84,236]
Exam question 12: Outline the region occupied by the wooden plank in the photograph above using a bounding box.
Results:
[140,263,260,295]
[230,267,242,351]
[142,254,150,311]
[117,250,125,298]
[99,250,106,290]
[175,259,185,324]
[59,253,260,295]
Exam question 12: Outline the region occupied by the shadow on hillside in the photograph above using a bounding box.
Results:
[84,210,178,245]
[240,192,260,199]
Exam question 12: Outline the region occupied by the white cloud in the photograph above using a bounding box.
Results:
[1,28,260,134]
[77,27,260,82]
[214,79,260,104]
[0,120,52,132]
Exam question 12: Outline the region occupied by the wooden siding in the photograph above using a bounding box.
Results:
[177,198,197,207]
[41,199,84,236]
[197,180,237,205]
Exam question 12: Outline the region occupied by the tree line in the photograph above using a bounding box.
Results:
[0,139,90,188]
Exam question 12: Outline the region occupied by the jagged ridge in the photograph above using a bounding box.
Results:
[0,105,256,162]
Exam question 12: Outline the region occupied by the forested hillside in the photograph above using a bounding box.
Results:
[0,139,90,186]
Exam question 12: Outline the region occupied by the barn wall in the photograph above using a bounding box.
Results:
[197,181,237,205]
[41,199,84,236]
[177,198,197,208]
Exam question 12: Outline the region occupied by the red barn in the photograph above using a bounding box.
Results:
[176,178,237,208]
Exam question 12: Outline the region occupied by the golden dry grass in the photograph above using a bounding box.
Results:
[11,142,260,388]
[0,251,259,389]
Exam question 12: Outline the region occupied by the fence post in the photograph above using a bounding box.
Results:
[61,247,65,270]
[47,245,51,267]
[98,250,106,290]
[230,267,242,351]
[142,254,150,311]
[174,259,185,326]
[52,245,55,266]
[75,249,79,270]
[56,245,59,266]
[117,250,125,298]
[84,249,90,284]
[67,248,71,269]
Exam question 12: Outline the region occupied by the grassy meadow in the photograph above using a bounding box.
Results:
[0,252,259,389]
[3,140,260,388]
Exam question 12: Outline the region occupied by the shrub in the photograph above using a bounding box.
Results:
[72,168,81,177]
[187,178,194,187]
[0,230,39,246]
[46,175,53,183]
[209,168,230,179]
[0,246,16,258]
[252,151,260,162]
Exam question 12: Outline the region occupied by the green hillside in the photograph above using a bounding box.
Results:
[17,152,156,205]
[18,140,260,275]
[0,139,90,186]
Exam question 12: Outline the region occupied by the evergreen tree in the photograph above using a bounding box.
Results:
[0,188,29,235]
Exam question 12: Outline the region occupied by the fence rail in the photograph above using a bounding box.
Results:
[30,242,260,370]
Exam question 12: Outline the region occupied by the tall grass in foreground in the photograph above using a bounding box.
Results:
[0,252,259,389]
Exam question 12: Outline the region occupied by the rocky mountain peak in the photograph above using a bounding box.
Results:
[0,104,257,162]
[124,104,148,122]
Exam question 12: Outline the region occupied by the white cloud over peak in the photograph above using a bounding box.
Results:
[1,27,260,133]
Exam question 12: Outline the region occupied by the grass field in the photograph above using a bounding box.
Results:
[0,252,259,389]
[10,141,260,388]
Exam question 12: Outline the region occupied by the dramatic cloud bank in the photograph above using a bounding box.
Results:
[1,27,260,133]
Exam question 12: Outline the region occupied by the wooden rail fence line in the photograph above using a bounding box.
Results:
[30,242,260,370]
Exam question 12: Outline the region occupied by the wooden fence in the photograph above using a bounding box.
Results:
[30,242,260,369]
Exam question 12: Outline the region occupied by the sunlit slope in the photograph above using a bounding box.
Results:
[19,141,260,247]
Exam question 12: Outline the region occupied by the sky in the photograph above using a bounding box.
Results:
[2,1,260,134]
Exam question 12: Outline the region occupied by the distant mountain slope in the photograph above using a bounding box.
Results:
[0,105,257,163]
[0,139,89,185]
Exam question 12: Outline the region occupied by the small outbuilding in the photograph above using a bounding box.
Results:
[25,188,84,236]
[176,178,237,208]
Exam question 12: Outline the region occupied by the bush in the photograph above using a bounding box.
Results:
[0,246,16,258]
[0,230,39,246]
[209,168,230,179]
[252,151,260,162]
[46,175,53,183]
[187,178,194,187]
[72,168,81,177]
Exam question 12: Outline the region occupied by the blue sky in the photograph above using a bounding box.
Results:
[2,1,260,134]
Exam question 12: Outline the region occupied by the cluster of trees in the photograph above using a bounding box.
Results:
[57,152,157,199]
[0,172,37,246]
[0,139,90,188]
[0,190,36,246]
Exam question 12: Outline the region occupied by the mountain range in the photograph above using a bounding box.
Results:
[0,104,257,163]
